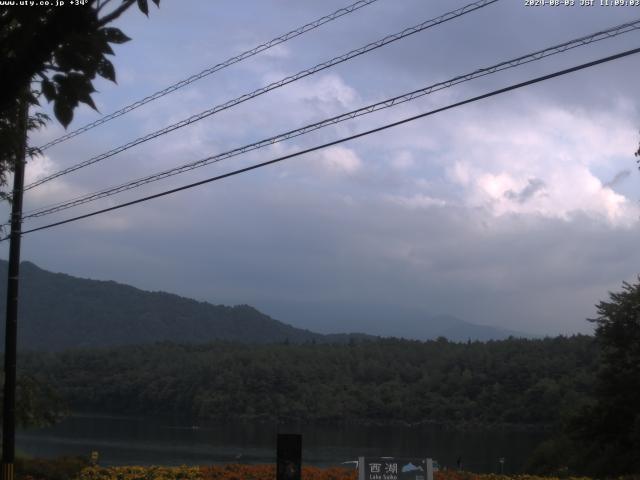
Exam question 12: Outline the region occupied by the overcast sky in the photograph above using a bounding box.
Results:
[2,0,640,336]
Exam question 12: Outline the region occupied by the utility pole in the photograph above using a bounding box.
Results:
[2,96,28,480]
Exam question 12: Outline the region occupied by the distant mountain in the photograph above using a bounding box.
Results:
[431,314,530,342]
[0,261,370,351]
[255,300,532,342]
[0,260,528,351]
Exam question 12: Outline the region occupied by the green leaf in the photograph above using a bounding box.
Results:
[27,112,50,131]
[96,37,115,55]
[53,99,73,128]
[73,76,98,110]
[53,72,97,119]
[41,78,56,102]
[137,0,149,16]
[151,0,160,5]
[77,89,96,111]
[57,72,94,97]
[97,58,116,83]
[54,46,77,72]
[54,42,101,79]
[102,27,131,45]
[78,91,97,111]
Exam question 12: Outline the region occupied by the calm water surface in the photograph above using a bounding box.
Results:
[17,415,546,473]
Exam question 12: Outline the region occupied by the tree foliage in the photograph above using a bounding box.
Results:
[529,279,640,477]
[568,279,640,476]
[0,0,160,195]
[0,0,159,428]
[19,335,597,429]
[1,260,365,350]
[0,373,67,428]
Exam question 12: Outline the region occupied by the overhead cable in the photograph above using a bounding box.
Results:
[21,18,640,220]
[8,45,640,240]
[36,0,381,151]
[23,0,499,191]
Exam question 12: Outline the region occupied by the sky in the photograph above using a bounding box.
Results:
[2,0,640,337]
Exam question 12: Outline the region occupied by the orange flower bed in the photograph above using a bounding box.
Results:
[199,464,356,480]
[433,472,594,480]
[77,464,630,480]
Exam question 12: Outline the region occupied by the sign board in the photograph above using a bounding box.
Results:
[358,458,433,480]
[277,434,302,480]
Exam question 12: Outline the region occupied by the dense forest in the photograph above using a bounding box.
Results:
[20,335,597,428]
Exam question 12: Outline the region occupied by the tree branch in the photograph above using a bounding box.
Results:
[97,0,116,14]
[97,0,136,27]
[42,63,64,72]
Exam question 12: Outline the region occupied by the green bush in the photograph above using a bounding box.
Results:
[15,455,90,480]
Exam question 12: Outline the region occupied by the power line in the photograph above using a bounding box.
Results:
[23,0,499,191]
[36,0,381,151]
[9,45,639,241]
[20,18,640,220]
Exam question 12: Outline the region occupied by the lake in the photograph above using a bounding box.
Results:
[17,414,547,473]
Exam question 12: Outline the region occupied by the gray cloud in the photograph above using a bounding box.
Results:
[504,178,546,204]
[12,178,640,336]
[603,169,631,189]
[2,0,639,338]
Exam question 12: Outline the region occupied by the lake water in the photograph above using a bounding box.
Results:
[17,415,547,473]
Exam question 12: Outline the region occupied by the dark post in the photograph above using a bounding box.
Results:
[276,434,301,480]
[1,97,28,480]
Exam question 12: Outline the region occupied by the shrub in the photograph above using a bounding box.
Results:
[16,456,90,480]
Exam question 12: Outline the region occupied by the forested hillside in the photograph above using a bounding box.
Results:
[20,335,597,428]
[0,261,371,350]
[1,261,533,349]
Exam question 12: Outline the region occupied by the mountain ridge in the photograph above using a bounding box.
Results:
[0,260,527,351]
[256,300,531,341]
[0,260,372,350]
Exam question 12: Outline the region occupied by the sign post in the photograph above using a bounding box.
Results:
[426,459,433,480]
[358,457,433,480]
[276,434,301,480]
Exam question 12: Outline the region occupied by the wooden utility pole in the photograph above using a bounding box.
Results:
[2,96,28,480]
